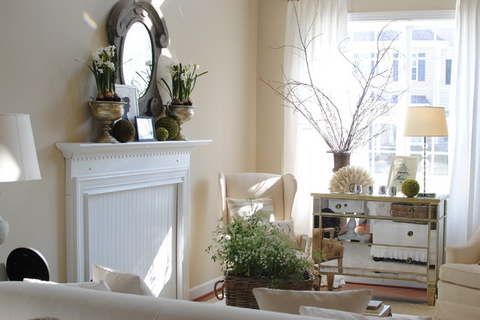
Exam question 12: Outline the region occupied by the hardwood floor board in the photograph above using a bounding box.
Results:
[193,282,428,304]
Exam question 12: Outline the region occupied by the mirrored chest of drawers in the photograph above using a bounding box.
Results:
[312,192,448,306]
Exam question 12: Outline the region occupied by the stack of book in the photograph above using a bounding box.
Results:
[364,300,392,317]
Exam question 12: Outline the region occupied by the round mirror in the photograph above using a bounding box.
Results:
[122,22,152,99]
[107,0,168,116]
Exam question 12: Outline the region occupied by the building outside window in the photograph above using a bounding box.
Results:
[347,18,454,195]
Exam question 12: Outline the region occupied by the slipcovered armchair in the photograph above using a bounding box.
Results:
[218,172,308,252]
[435,226,480,320]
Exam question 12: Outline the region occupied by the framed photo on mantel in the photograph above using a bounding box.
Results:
[116,84,139,124]
[387,156,419,189]
[135,116,156,142]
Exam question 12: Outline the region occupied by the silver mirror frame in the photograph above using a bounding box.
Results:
[107,0,169,116]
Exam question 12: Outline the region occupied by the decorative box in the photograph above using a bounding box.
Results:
[390,203,437,229]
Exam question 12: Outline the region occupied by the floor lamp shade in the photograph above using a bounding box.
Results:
[0,113,41,182]
[404,107,448,137]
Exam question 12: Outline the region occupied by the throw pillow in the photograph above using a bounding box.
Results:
[226,197,274,219]
[299,306,433,320]
[92,263,153,296]
[271,219,297,244]
[23,278,111,292]
[252,288,373,315]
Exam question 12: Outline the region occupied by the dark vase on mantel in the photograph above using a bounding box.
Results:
[330,152,351,172]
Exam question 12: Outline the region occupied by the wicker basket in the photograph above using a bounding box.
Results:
[390,203,437,229]
[214,270,314,309]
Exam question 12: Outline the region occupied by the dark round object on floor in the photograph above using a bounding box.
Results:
[6,247,50,281]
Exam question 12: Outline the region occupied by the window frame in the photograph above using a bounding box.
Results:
[347,10,455,193]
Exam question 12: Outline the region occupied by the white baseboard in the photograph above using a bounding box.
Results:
[189,276,223,300]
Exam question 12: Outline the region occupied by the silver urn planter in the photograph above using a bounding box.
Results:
[167,104,195,141]
[89,100,125,143]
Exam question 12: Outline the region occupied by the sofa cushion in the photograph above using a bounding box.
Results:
[299,306,432,320]
[439,263,480,290]
[252,288,373,315]
[23,278,111,292]
[92,264,153,296]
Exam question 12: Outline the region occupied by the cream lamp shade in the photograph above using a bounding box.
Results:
[0,113,41,246]
[403,106,448,197]
[404,106,448,137]
[0,113,41,182]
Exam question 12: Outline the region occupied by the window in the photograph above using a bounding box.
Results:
[347,18,454,194]
[445,59,452,85]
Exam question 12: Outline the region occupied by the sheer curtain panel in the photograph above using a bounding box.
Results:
[282,0,348,236]
[448,0,480,245]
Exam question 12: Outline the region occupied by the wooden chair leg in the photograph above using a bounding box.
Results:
[327,274,334,291]
[313,273,321,291]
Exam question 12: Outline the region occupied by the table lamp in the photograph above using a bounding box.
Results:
[403,106,448,197]
[0,113,41,246]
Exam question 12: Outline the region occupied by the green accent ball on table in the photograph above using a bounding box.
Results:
[401,179,420,197]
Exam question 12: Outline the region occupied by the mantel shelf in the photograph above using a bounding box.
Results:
[56,140,212,159]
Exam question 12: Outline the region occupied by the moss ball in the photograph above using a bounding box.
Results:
[112,119,136,143]
[155,117,179,140]
[401,179,420,197]
[156,127,169,141]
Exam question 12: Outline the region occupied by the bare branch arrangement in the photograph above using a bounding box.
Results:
[262,12,407,153]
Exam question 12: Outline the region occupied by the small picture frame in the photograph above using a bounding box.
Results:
[387,156,420,189]
[116,84,140,124]
[135,116,156,142]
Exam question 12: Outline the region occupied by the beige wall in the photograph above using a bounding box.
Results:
[0,0,455,298]
[0,0,258,295]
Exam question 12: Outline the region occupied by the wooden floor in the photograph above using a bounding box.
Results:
[193,281,428,304]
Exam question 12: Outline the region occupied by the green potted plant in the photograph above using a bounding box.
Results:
[206,206,313,309]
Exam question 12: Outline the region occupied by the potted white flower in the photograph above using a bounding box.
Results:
[87,45,121,101]
[160,61,208,106]
[158,61,208,140]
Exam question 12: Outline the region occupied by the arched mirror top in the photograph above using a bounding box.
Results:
[107,0,169,116]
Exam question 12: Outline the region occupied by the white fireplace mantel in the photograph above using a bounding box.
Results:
[56,140,211,300]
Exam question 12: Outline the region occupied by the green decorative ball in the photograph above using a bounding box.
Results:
[401,179,420,197]
[155,117,179,140]
[156,127,169,141]
[112,119,135,143]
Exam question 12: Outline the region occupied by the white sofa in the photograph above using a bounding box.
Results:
[434,226,480,320]
[0,281,320,320]
[0,282,431,320]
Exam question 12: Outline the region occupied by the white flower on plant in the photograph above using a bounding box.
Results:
[82,45,120,100]
[160,60,208,105]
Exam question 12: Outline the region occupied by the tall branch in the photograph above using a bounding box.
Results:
[261,12,408,153]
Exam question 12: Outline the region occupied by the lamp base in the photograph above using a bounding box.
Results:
[418,192,436,198]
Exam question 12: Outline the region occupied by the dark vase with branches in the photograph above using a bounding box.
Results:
[262,15,407,172]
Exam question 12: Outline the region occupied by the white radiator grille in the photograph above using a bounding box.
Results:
[86,184,177,297]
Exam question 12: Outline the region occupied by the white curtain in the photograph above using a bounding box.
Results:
[448,0,480,245]
[282,0,348,236]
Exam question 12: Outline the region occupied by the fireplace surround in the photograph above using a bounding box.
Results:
[56,140,210,299]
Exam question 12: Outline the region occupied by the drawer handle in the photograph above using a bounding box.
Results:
[335,204,342,210]
[406,257,413,264]
[408,208,415,214]
[407,231,414,237]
